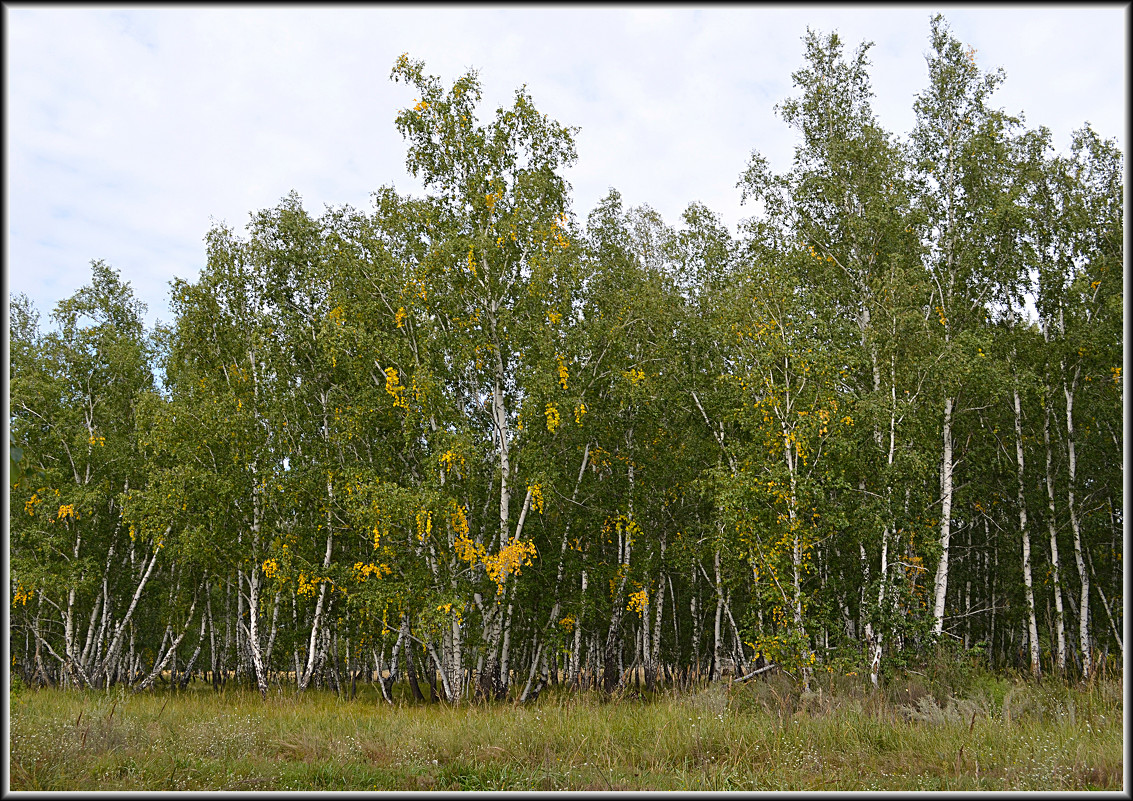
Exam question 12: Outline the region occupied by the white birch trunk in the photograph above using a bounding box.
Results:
[712,548,724,681]
[1063,368,1091,679]
[1013,384,1041,677]
[298,525,335,691]
[570,569,587,688]
[98,535,163,686]
[868,352,899,688]
[133,586,201,691]
[783,413,812,689]
[1043,394,1068,672]
[649,563,666,690]
[932,395,955,636]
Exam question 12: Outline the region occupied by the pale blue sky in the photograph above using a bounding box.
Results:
[5,5,1126,331]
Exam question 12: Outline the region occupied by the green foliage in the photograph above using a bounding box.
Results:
[9,20,1121,700]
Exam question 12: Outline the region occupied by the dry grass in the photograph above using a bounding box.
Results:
[8,669,1123,791]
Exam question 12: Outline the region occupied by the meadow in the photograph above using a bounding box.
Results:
[9,665,1123,791]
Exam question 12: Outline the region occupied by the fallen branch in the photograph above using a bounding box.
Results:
[737,663,778,682]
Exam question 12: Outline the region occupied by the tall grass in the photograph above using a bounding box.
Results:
[9,668,1123,791]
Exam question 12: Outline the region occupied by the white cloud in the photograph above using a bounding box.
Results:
[6,6,1125,331]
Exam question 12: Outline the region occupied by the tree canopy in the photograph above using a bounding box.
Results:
[10,17,1122,698]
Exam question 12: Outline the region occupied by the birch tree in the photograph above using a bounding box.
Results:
[910,16,1020,639]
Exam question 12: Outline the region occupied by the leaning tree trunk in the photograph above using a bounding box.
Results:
[297,488,335,691]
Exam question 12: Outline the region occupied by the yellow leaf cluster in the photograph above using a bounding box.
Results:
[553,212,570,249]
[449,502,470,538]
[353,561,392,582]
[436,601,462,622]
[805,243,834,263]
[439,449,465,473]
[545,403,561,433]
[482,539,537,593]
[602,514,641,546]
[627,585,649,616]
[415,508,433,542]
[385,367,408,409]
[454,533,484,565]
[556,354,569,390]
[13,583,34,606]
[454,534,537,594]
[297,573,321,598]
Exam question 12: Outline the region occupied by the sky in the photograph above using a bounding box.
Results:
[5,4,1127,332]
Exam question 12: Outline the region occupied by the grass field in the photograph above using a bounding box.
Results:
[8,669,1124,791]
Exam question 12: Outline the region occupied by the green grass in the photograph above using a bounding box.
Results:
[8,670,1123,791]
